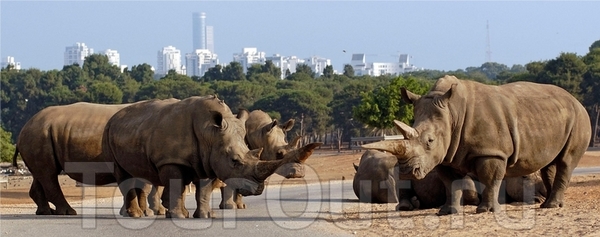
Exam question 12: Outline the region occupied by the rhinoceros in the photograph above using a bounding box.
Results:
[12,102,152,215]
[219,109,304,209]
[352,150,479,210]
[353,150,545,210]
[362,75,590,215]
[102,95,320,218]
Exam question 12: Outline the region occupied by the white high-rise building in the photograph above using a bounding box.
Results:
[157,46,183,75]
[1,56,21,70]
[304,56,331,76]
[233,48,266,73]
[101,49,120,67]
[185,49,219,77]
[64,42,93,66]
[350,53,420,76]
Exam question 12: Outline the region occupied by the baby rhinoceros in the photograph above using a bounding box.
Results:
[352,150,479,210]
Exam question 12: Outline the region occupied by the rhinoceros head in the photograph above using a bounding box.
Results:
[209,109,320,195]
[361,83,456,180]
[245,110,307,178]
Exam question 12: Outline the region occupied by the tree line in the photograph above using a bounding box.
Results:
[2,40,599,162]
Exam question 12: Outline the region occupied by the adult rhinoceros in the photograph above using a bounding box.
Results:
[12,102,141,215]
[103,95,320,218]
[219,109,305,209]
[353,150,544,210]
[362,75,590,215]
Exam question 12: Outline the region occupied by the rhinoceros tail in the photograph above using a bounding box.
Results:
[12,146,19,168]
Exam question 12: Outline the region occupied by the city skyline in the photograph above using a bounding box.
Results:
[1,1,599,72]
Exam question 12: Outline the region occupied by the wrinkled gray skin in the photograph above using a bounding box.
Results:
[352,150,479,210]
[353,150,545,210]
[103,96,320,218]
[363,75,590,215]
[219,110,304,210]
[12,102,159,216]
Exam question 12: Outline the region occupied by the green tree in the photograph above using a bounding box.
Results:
[1,126,15,163]
[127,63,155,84]
[353,76,431,132]
[263,60,282,79]
[293,64,314,78]
[343,64,355,77]
[581,48,600,108]
[82,54,122,81]
[322,65,334,79]
[223,61,246,81]
[590,40,600,52]
[539,52,587,100]
[202,64,223,81]
[86,81,123,104]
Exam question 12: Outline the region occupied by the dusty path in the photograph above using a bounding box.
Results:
[1,149,599,236]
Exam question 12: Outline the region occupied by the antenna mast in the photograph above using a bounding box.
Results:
[486,20,492,63]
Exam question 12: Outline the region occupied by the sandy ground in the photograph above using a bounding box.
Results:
[1,149,599,235]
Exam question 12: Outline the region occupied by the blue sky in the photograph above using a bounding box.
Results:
[1,1,599,72]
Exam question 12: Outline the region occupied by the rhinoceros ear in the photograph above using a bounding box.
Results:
[361,140,408,158]
[281,119,295,132]
[248,148,263,159]
[393,120,418,139]
[237,108,249,122]
[353,163,359,171]
[434,83,457,108]
[211,111,224,128]
[262,120,278,134]
[401,88,421,104]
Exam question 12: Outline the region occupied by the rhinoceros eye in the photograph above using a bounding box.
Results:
[426,138,434,149]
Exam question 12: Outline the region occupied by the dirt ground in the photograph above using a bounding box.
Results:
[1,149,599,235]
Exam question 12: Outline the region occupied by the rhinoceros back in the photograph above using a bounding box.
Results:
[17,102,132,184]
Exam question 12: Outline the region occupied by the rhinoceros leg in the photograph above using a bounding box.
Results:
[474,158,504,214]
[34,174,77,215]
[117,178,145,217]
[396,180,415,211]
[194,178,215,218]
[219,186,246,209]
[435,165,467,215]
[219,185,237,209]
[541,149,582,208]
[234,193,246,209]
[28,179,54,215]
[159,164,192,219]
[148,185,166,215]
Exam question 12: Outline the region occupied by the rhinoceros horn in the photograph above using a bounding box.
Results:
[287,136,302,149]
[361,140,409,158]
[255,142,322,180]
[393,120,418,139]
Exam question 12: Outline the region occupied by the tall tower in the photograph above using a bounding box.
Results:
[192,12,207,50]
[485,20,492,63]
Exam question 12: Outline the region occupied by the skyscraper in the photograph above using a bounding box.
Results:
[192,12,206,51]
[192,12,214,52]
[64,42,93,66]
[205,25,214,53]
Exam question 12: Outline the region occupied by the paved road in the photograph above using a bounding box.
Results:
[2,167,599,236]
[0,178,358,237]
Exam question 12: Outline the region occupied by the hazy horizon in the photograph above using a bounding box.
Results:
[1,1,599,72]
